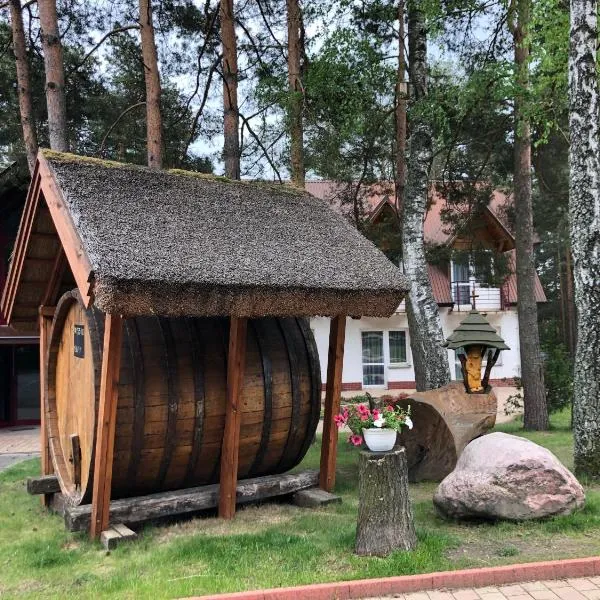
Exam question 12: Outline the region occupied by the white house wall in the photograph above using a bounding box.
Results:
[310,309,521,391]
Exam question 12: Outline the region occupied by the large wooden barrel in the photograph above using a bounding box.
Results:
[46,290,321,506]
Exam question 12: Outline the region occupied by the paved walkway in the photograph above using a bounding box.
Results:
[0,426,40,472]
[363,578,600,600]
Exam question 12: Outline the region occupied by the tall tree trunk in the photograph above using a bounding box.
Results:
[569,0,600,477]
[220,0,240,179]
[139,0,162,169]
[512,0,549,430]
[402,1,451,391]
[395,0,407,218]
[565,246,577,356]
[287,0,304,187]
[38,0,67,152]
[9,0,38,173]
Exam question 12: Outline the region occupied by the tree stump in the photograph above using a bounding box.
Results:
[355,447,417,556]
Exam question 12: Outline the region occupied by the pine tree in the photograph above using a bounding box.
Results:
[220,0,240,179]
[139,0,162,169]
[9,0,37,172]
[510,0,549,430]
[287,0,304,187]
[38,0,68,151]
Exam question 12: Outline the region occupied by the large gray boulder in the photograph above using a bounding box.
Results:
[433,432,585,521]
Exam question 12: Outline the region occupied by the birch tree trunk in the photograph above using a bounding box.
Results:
[402,1,451,391]
[139,0,163,169]
[287,0,304,187]
[512,0,549,430]
[395,0,407,218]
[10,0,38,173]
[221,0,240,180]
[38,0,68,152]
[569,0,600,477]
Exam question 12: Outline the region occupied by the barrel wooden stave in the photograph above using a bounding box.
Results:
[46,292,321,505]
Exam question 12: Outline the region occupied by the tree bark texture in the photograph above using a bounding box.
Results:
[402,2,451,391]
[10,0,38,173]
[395,0,407,218]
[287,0,304,187]
[139,0,163,169]
[355,447,417,556]
[38,0,68,152]
[569,0,600,477]
[221,0,240,180]
[512,0,549,430]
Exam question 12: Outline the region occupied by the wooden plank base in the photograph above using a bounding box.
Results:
[27,475,61,495]
[292,488,342,508]
[65,470,319,532]
[100,524,137,551]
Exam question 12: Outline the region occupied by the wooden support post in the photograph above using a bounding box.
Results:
[218,316,248,519]
[319,315,346,492]
[39,306,55,507]
[90,314,123,540]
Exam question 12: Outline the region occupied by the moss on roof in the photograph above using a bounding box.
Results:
[42,149,304,196]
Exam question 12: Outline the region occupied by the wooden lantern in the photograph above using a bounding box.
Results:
[444,309,509,393]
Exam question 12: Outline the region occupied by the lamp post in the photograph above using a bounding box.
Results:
[444,309,510,393]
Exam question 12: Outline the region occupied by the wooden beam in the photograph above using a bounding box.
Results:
[65,470,319,532]
[41,249,66,307]
[27,475,61,495]
[319,315,346,492]
[39,306,55,507]
[1,165,41,321]
[37,152,95,307]
[90,314,123,539]
[218,316,248,519]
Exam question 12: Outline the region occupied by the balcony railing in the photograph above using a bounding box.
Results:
[451,279,506,311]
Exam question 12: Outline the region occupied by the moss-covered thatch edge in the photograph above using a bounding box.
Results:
[41,150,305,197]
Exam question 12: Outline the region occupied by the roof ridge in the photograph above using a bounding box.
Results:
[41,150,306,196]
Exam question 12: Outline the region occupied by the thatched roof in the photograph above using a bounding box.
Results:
[2,151,408,321]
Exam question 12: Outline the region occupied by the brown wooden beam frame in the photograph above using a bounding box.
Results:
[218,316,248,519]
[39,306,55,507]
[319,315,346,492]
[90,314,123,539]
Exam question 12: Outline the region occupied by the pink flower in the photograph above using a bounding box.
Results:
[386,405,394,412]
[359,413,369,421]
[349,434,363,446]
[357,404,369,415]
[372,409,380,420]
[334,414,345,429]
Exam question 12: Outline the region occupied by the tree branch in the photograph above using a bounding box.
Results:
[239,111,282,182]
[181,54,221,160]
[68,25,139,75]
[98,102,146,157]
[0,0,36,11]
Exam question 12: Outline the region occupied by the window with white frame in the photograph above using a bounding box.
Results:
[361,331,385,386]
[361,329,410,386]
[389,330,408,365]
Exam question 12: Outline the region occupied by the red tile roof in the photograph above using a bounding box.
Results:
[306,181,545,305]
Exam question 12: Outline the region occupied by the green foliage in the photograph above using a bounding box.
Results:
[541,323,574,414]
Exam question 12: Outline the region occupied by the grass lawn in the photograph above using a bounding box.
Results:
[1,409,599,599]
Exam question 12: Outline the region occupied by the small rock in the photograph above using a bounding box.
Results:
[433,432,585,521]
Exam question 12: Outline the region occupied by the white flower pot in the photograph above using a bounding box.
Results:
[363,428,397,452]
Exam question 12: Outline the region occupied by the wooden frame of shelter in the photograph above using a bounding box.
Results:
[1,150,408,539]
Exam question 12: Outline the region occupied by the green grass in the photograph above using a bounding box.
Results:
[1,409,599,599]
